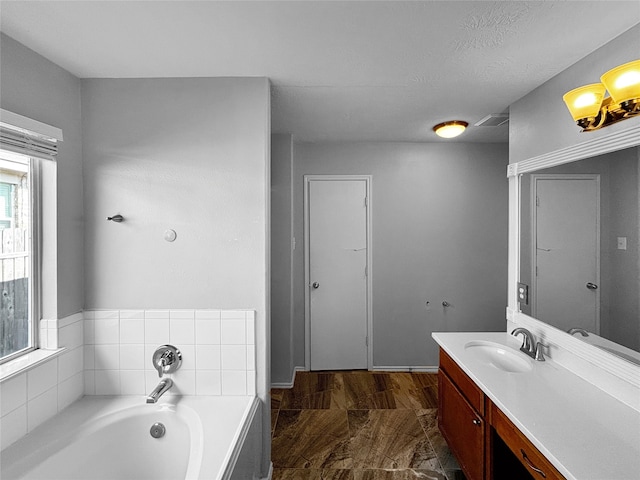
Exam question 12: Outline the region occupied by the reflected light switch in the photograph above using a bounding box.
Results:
[617,237,627,250]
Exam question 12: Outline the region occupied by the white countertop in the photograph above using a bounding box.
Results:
[432,332,640,480]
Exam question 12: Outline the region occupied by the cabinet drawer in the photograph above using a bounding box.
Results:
[439,349,484,415]
[490,403,565,480]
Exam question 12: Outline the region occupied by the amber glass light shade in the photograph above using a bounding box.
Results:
[562,83,606,121]
[600,59,640,105]
[433,121,468,138]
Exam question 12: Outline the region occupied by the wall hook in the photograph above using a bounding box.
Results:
[442,301,451,307]
[107,214,124,223]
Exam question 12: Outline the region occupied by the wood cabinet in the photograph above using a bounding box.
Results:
[438,349,566,480]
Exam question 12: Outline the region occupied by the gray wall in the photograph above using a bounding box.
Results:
[509,24,640,164]
[291,142,509,370]
[81,77,271,474]
[0,33,84,320]
[271,134,294,385]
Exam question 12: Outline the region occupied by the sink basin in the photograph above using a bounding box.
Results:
[464,341,533,373]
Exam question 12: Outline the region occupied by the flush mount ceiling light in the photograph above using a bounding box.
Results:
[563,59,640,132]
[433,121,468,138]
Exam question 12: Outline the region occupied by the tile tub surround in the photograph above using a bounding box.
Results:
[83,309,256,397]
[270,371,464,480]
[0,312,85,451]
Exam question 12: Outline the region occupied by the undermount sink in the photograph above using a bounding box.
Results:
[464,341,533,373]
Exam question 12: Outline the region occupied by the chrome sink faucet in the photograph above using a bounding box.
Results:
[567,327,589,337]
[511,327,546,361]
[146,378,173,404]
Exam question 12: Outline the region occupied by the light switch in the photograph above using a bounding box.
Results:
[617,237,627,250]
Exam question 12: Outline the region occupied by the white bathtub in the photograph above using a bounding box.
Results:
[0,395,259,480]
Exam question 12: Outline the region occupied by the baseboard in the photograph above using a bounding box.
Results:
[371,366,438,373]
[271,366,305,388]
[260,462,273,480]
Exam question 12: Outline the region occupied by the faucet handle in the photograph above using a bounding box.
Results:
[534,342,547,362]
[152,345,182,378]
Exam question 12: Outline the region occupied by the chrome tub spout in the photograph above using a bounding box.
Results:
[146,378,173,404]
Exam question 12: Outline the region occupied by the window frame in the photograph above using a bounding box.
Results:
[0,150,40,365]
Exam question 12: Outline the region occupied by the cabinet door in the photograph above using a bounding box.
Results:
[439,370,485,480]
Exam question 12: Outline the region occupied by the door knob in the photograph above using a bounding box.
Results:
[312,282,320,289]
[586,282,598,290]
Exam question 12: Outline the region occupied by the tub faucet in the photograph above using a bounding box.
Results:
[146,378,173,404]
[511,327,546,361]
[152,345,182,378]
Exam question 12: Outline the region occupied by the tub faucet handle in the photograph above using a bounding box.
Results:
[152,345,182,378]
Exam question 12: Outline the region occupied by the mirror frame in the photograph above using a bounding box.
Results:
[507,123,640,389]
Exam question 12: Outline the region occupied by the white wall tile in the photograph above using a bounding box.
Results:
[119,344,145,370]
[0,405,27,450]
[195,309,221,319]
[172,369,196,395]
[84,370,95,395]
[58,347,83,382]
[120,370,145,395]
[170,318,195,345]
[58,322,83,349]
[222,370,247,395]
[120,318,144,344]
[144,317,170,345]
[145,370,163,394]
[27,387,58,432]
[196,370,221,395]
[95,370,120,395]
[221,345,247,370]
[94,310,118,319]
[145,310,169,319]
[84,345,95,370]
[84,318,95,345]
[58,372,83,411]
[95,344,120,370]
[47,327,58,349]
[246,371,256,396]
[221,310,246,319]
[120,310,144,319]
[221,318,246,345]
[246,315,255,345]
[196,345,221,370]
[27,360,58,400]
[247,345,256,371]
[195,318,221,344]
[94,317,119,344]
[170,310,195,319]
[58,312,83,328]
[175,345,195,370]
[0,373,26,417]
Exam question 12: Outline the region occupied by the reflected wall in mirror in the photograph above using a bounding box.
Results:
[519,146,640,365]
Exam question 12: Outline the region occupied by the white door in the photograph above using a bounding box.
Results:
[533,175,600,333]
[307,178,369,370]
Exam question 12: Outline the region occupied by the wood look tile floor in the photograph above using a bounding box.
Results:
[271,371,465,480]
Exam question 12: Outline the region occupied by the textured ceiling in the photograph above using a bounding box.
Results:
[1,1,639,143]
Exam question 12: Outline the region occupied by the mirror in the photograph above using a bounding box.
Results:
[519,146,640,365]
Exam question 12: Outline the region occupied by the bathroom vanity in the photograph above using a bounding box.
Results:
[433,332,640,480]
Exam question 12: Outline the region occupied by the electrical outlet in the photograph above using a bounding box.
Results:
[517,282,529,305]
[617,237,627,250]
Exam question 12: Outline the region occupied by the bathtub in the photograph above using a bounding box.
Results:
[0,395,260,480]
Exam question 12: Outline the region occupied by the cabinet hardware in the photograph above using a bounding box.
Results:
[472,419,481,426]
[521,449,546,478]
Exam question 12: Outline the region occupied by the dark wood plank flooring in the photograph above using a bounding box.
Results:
[271,371,465,480]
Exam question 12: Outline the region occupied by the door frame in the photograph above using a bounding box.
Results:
[304,174,373,371]
[529,173,601,333]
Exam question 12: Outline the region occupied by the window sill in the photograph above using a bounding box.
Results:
[0,348,66,383]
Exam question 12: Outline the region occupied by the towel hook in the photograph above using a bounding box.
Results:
[107,214,124,223]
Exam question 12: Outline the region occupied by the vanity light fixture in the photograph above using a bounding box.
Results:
[563,59,640,132]
[433,120,468,138]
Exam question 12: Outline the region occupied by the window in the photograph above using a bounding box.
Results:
[0,150,37,364]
